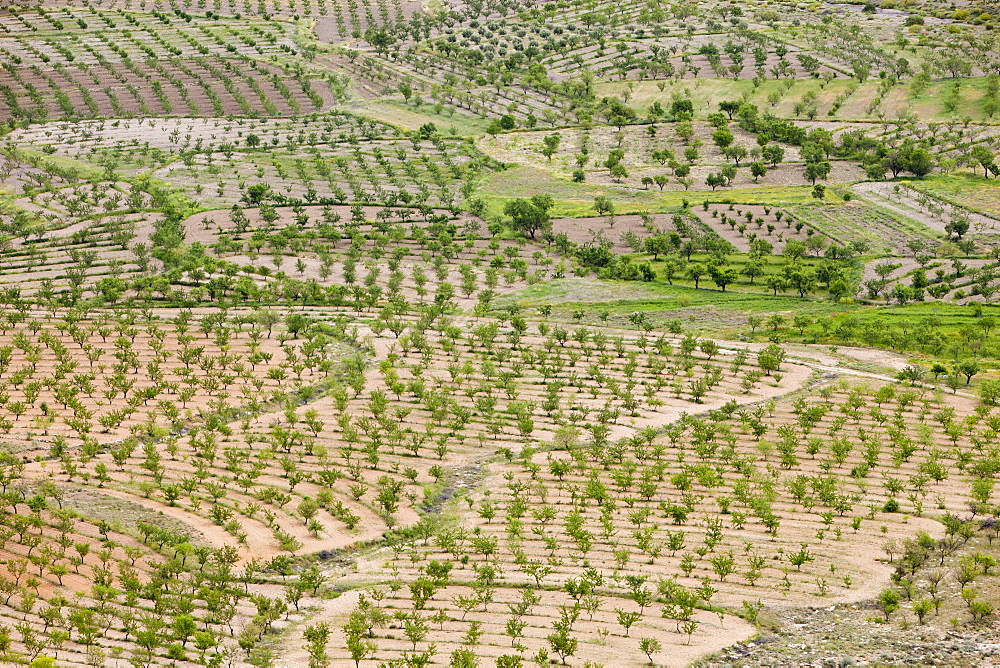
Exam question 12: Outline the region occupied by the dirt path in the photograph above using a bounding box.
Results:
[719,338,978,400]
[273,590,363,667]
[85,486,246,548]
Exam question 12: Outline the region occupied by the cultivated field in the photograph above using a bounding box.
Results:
[1,0,1000,666]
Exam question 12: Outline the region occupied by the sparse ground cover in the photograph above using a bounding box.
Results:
[906,173,1000,222]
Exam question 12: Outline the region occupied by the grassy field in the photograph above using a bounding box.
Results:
[347,99,491,136]
[478,163,831,217]
[497,276,855,334]
[905,173,1000,219]
[599,76,1000,124]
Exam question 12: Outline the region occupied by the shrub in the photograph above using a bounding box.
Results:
[877,588,900,621]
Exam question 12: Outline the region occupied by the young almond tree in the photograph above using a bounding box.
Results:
[639,638,661,665]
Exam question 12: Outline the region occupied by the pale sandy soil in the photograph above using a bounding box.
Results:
[551,214,657,254]
[774,341,913,374]
[269,327,932,667]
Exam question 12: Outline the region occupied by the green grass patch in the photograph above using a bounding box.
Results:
[478,165,667,214]
[826,300,999,337]
[686,185,821,206]
[805,300,1000,372]
[903,173,1000,220]
[497,276,854,337]
[599,76,1000,124]
[787,199,941,253]
[479,167,822,217]
[11,148,107,182]
[346,100,489,137]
